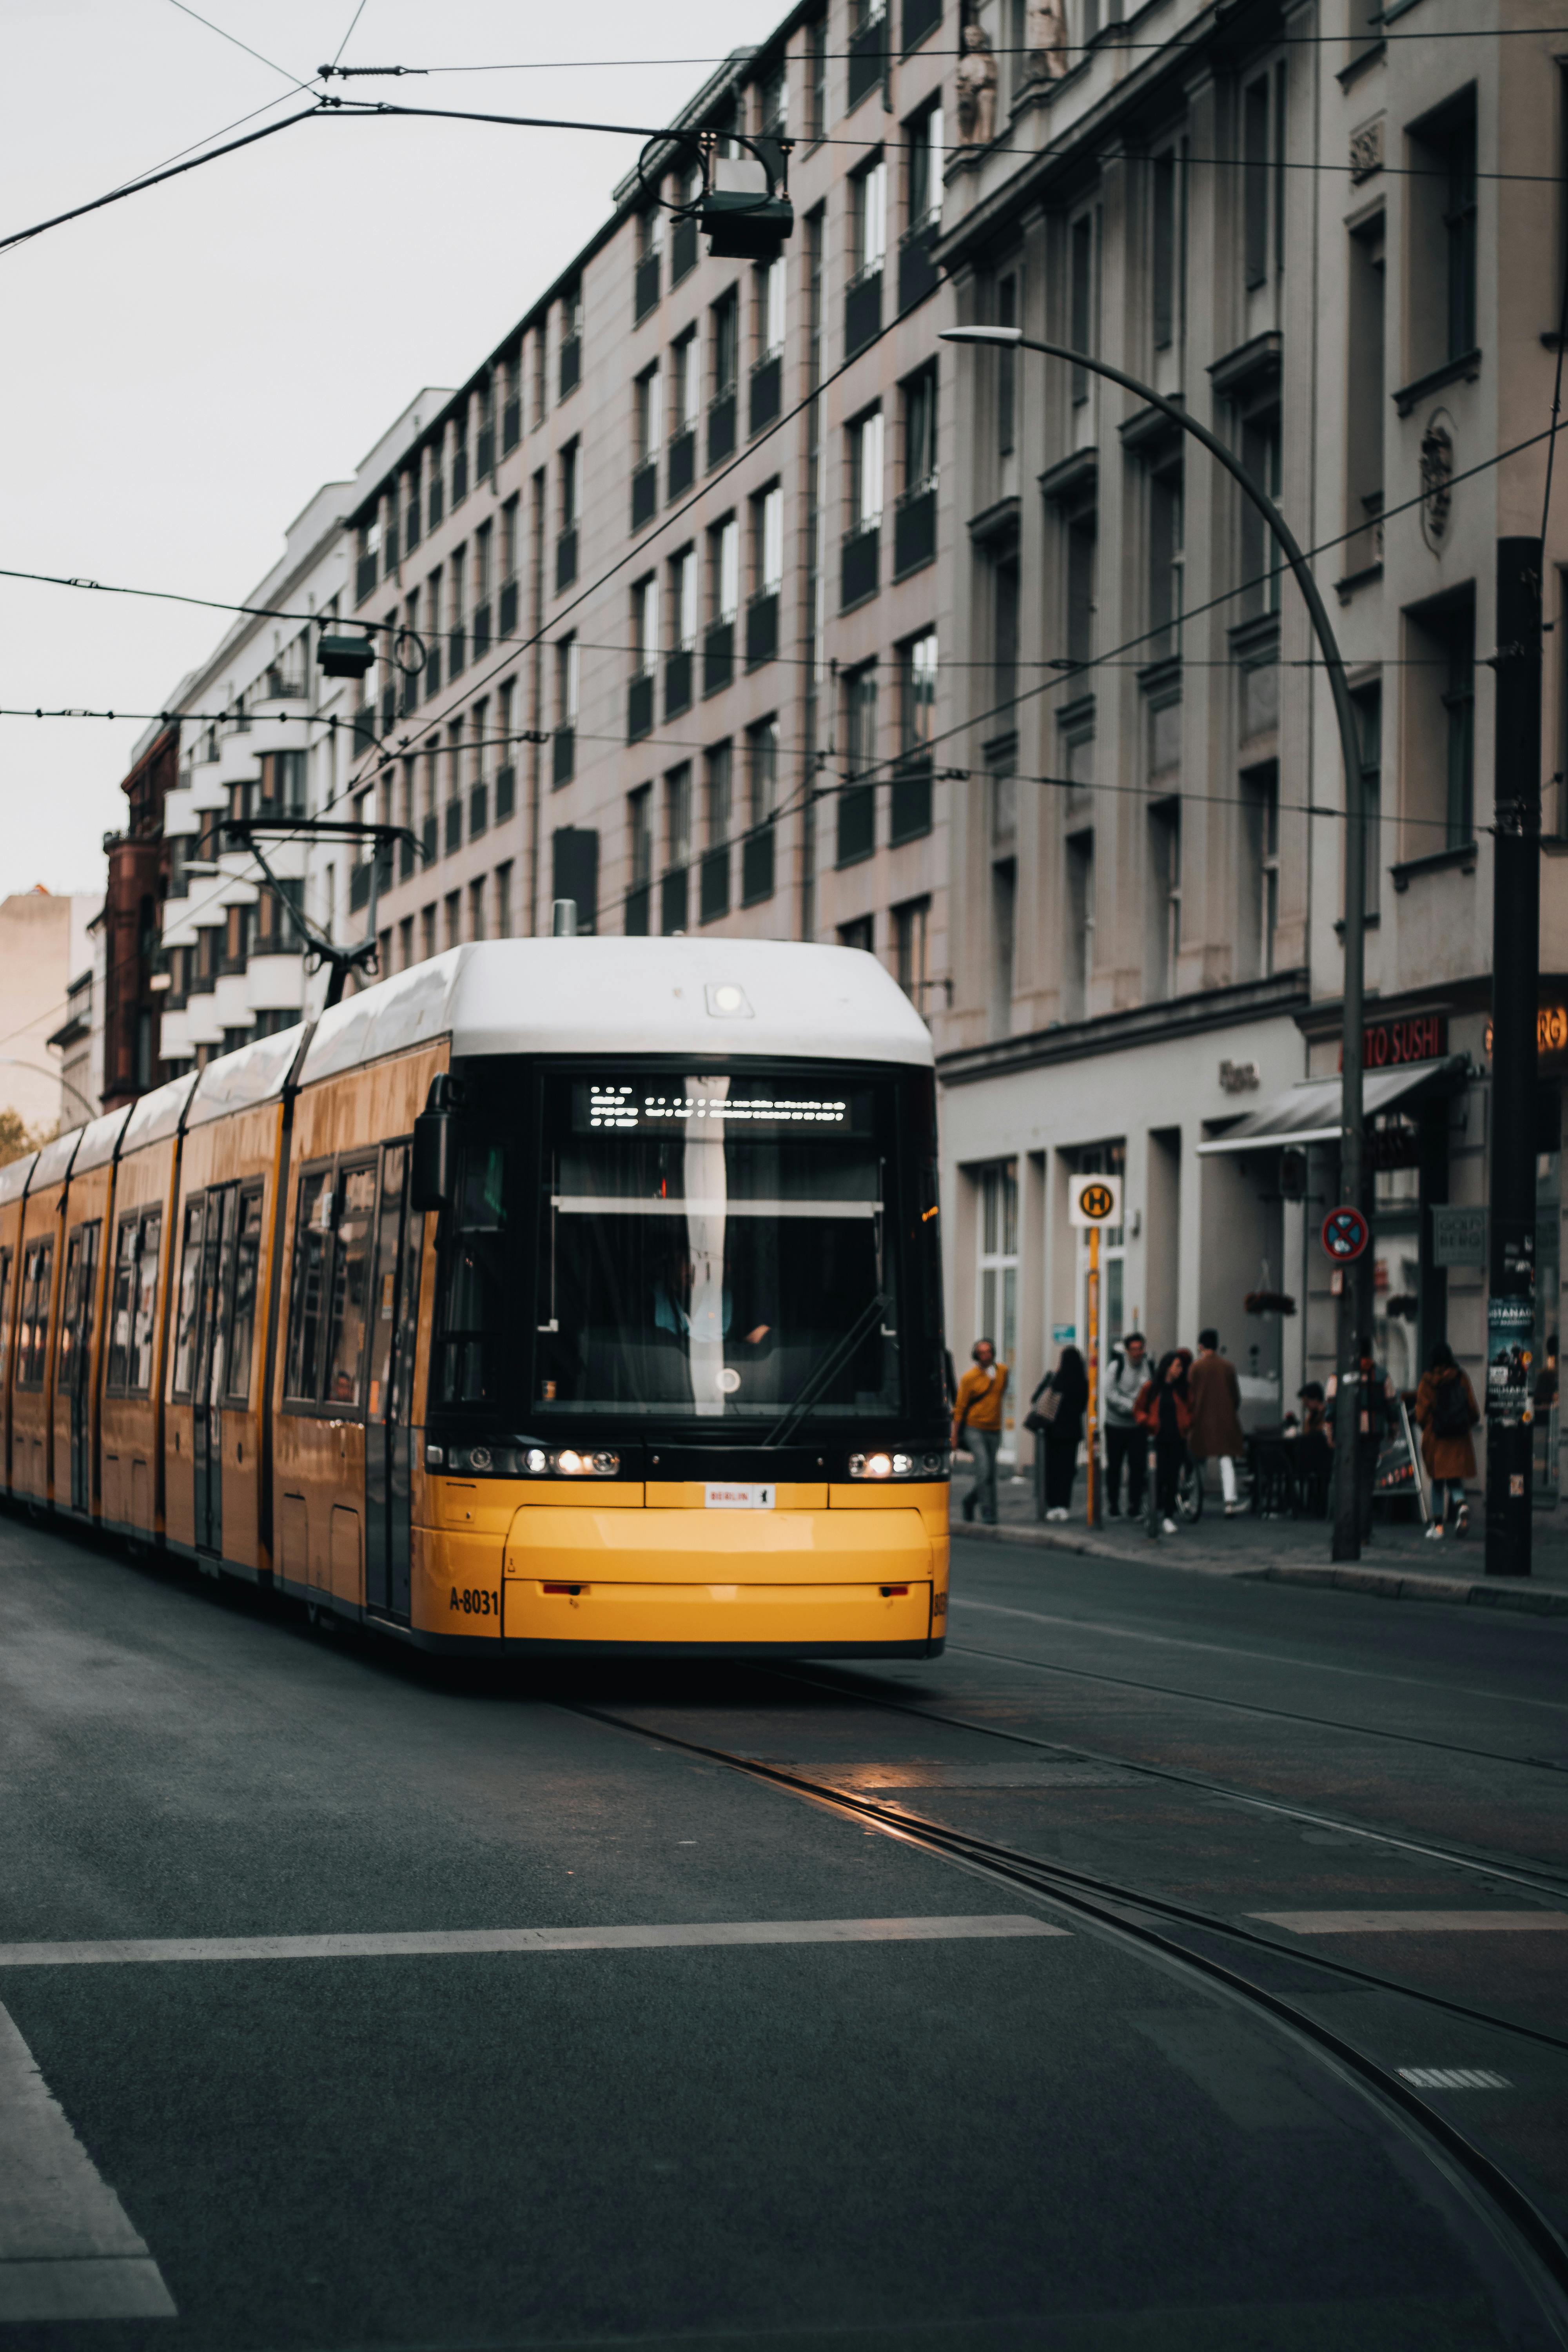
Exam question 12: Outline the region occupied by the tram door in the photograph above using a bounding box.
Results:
[192,1185,240,1559]
[59,1221,100,1512]
[365,1142,421,1618]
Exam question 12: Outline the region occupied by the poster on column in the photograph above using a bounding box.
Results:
[1486,1295,1535,1426]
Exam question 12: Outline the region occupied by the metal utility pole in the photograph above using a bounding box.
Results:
[942,325,1369,1557]
[1485,537,1544,1575]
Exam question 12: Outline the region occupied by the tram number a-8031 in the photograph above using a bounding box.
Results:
[450,1588,501,1618]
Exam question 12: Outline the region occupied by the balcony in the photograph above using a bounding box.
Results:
[421,813,438,865]
[448,623,466,681]
[263,663,308,701]
[502,395,521,453]
[746,589,779,670]
[902,0,941,50]
[893,479,936,578]
[665,647,693,719]
[661,866,689,935]
[634,250,661,324]
[470,781,488,839]
[668,428,696,501]
[355,550,378,606]
[424,640,442,700]
[844,261,883,358]
[556,527,578,591]
[631,459,658,532]
[742,822,775,904]
[700,843,730,924]
[837,782,875,866]
[476,425,495,480]
[898,218,941,315]
[848,6,887,105]
[495,763,516,823]
[553,727,575,787]
[499,578,518,638]
[472,601,492,661]
[671,214,697,284]
[625,880,652,935]
[704,618,734,697]
[559,334,581,400]
[750,353,782,435]
[445,799,463,855]
[628,672,654,742]
[841,521,880,609]
[890,756,933,843]
[451,445,468,506]
[708,388,737,470]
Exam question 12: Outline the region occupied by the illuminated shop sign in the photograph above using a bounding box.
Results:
[1339,1014,1448,1069]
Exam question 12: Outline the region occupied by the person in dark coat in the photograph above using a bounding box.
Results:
[1188,1328,1248,1515]
[1326,1332,1396,1539]
[1414,1339,1479,1537]
[1139,1347,1194,1534]
[1031,1344,1089,1520]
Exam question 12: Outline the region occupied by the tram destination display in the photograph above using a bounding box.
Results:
[578,1082,869,1135]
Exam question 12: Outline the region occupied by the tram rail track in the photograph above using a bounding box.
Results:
[565,1695,1568,2339]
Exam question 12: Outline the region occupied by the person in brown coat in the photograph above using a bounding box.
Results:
[1415,1339,1479,1538]
[1188,1328,1247,1515]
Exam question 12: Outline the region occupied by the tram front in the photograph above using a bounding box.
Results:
[418,944,949,1656]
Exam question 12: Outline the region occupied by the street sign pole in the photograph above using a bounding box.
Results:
[1087,1225,1101,1528]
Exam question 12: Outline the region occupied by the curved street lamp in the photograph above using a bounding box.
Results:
[943,323,1367,1561]
[0,1056,100,1127]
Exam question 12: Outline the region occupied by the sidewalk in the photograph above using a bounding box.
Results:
[955,1461,1568,1615]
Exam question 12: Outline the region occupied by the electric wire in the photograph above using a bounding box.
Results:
[163,0,314,91]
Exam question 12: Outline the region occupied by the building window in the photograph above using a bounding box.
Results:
[993,551,1020,719]
[626,786,654,933]
[808,14,828,140]
[907,103,943,230]
[996,271,1018,469]
[1238,405,1281,620]
[662,764,692,933]
[1069,211,1096,405]
[1151,144,1181,351]
[893,629,936,843]
[715,515,740,621]
[636,364,663,463]
[839,915,874,953]
[673,331,700,435]
[855,156,887,279]
[1240,762,1279,979]
[849,408,884,528]
[1147,797,1181,999]
[634,576,660,674]
[893,896,930,1002]
[903,363,937,492]
[758,483,785,592]
[1065,830,1094,1021]
[761,254,787,356]
[713,289,739,397]
[1345,216,1385,573]
[1149,461,1184,658]
[990,848,1016,1040]
[1442,111,1478,359]
[1243,74,1272,290]
[702,741,733,923]
[839,665,878,866]
[758,54,788,138]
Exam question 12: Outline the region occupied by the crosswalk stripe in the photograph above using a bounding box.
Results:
[0,2002,175,2321]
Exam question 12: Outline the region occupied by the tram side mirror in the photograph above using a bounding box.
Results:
[410,1111,454,1213]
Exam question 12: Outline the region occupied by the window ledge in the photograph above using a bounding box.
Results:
[1208,329,1283,402]
[1038,446,1098,504]
[967,492,1021,544]
[1391,841,1477,891]
[1335,559,1384,606]
[1337,38,1386,87]
[1393,350,1480,417]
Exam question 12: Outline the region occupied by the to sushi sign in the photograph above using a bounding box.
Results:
[1338,1014,1447,1071]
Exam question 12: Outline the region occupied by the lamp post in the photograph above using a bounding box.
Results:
[0,1058,100,1127]
[943,324,1368,1559]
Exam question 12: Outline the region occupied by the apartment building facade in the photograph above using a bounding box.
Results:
[349,3,956,1019]
[932,0,1568,1488]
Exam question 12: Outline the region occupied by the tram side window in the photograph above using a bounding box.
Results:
[323,1163,377,1408]
[285,1169,333,1403]
[434,1141,508,1405]
[171,1198,205,1400]
[131,1209,162,1394]
[16,1238,53,1388]
[0,1247,11,1372]
[107,1214,138,1390]
[225,1188,264,1406]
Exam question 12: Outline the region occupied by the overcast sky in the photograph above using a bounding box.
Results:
[0,0,782,903]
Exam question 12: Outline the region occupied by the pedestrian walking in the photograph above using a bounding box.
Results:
[1141,1348,1193,1534]
[1028,1344,1089,1521]
[1189,1328,1248,1516]
[1102,1332,1149,1517]
[953,1338,1008,1525]
[1326,1333,1396,1540]
[1414,1340,1479,1537]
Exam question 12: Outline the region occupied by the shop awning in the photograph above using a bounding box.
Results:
[1196,1056,1466,1155]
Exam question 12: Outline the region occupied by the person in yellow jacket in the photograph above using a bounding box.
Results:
[952,1338,1009,1524]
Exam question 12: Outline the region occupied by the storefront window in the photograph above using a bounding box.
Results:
[1371,1115,1422,1394]
[976,1160,1018,1461]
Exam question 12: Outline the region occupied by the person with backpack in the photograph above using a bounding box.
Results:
[1415,1340,1479,1537]
[1102,1332,1149,1517]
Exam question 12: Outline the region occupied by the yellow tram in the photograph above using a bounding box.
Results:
[0,939,950,1657]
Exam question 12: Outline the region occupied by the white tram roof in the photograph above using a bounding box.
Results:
[186,1022,309,1128]
[121,1068,200,1154]
[31,1126,83,1189]
[72,1104,132,1175]
[0,1151,36,1206]
[299,940,934,1088]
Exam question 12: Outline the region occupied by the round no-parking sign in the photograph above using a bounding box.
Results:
[1321,1205,1370,1263]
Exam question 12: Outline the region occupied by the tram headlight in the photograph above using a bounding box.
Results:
[524,1446,549,1474]
[847,1449,951,1481]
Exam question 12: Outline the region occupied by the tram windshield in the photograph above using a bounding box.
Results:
[431,1064,941,1431]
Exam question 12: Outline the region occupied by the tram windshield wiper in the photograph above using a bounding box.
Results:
[761,1290,889,1451]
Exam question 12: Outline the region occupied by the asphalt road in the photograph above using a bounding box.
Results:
[2,1509,1566,2352]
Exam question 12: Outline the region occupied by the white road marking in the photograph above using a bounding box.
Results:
[1251,1910,1568,1935]
[0,2002,175,2321]
[1398,2067,1512,2090]
[949,1596,1568,1714]
[0,1916,1066,1967]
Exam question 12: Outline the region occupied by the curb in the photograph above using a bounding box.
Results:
[955,1519,1568,1614]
